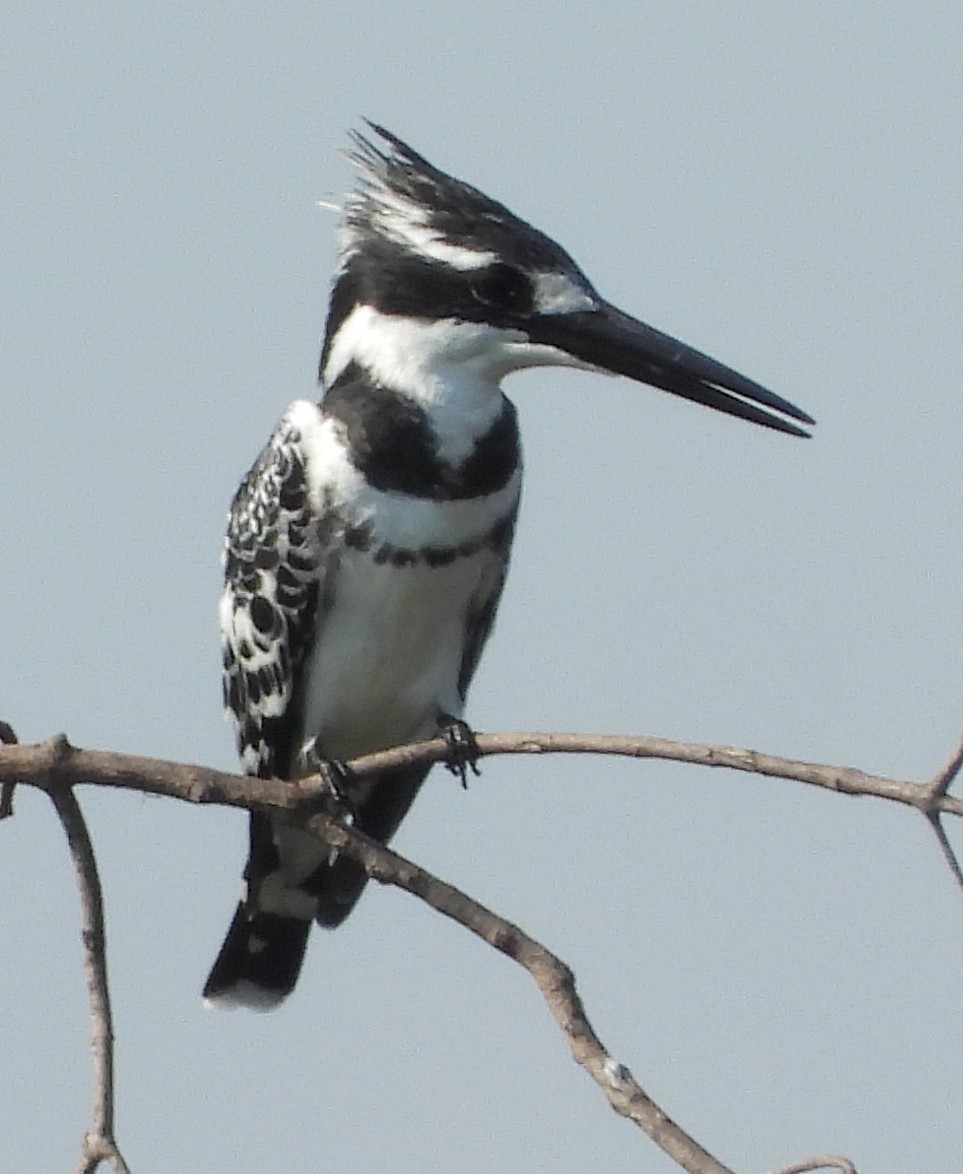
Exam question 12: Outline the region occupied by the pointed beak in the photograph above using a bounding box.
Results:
[528,300,814,437]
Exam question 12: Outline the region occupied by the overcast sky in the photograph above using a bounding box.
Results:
[4,3,963,1172]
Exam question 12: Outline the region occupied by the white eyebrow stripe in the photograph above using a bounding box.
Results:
[341,183,498,271]
[391,220,497,269]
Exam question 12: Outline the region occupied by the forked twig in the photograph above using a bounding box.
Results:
[47,784,132,1174]
[921,728,963,895]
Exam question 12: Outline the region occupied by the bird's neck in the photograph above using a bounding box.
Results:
[320,303,515,467]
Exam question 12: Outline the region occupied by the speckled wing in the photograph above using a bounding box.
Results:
[219,408,326,779]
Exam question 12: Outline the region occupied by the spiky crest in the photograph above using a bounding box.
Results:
[339,122,578,274]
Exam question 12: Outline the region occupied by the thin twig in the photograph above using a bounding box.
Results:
[919,730,963,895]
[765,1158,858,1174]
[47,783,132,1174]
[924,812,963,894]
[927,728,963,798]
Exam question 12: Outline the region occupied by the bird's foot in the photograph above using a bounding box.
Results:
[439,716,481,790]
[301,740,357,819]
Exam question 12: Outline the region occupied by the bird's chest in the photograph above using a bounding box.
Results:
[298,486,515,760]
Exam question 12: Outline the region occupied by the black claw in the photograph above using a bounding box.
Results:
[302,741,358,819]
[319,759,358,818]
[439,717,481,790]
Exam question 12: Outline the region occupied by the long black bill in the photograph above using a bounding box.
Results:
[530,300,814,438]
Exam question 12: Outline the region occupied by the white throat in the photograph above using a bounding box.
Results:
[322,304,524,466]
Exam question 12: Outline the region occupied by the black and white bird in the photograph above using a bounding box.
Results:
[203,124,814,1009]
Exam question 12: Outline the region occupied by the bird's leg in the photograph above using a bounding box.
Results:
[438,714,481,790]
[300,738,357,820]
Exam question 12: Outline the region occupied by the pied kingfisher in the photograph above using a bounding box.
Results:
[203,124,814,1009]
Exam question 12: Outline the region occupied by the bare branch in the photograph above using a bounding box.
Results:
[307,811,735,1174]
[7,725,953,1172]
[47,784,132,1174]
[764,1157,858,1174]
[924,811,963,895]
[919,730,963,895]
[2,730,962,821]
[1,730,748,1173]
[3,729,962,910]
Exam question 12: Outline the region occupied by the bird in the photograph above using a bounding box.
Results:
[203,123,814,1010]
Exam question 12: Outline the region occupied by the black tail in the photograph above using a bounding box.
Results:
[203,905,311,1009]
[203,763,430,1008]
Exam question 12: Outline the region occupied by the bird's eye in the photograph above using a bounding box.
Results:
[469,263,533,314]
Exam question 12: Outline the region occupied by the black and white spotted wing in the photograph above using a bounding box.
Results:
[220,412,325,781]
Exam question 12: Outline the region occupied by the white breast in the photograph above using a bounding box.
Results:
[300,544,501,761]
[288,399,519,763]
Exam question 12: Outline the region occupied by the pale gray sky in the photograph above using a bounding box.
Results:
[4,3,963,1171]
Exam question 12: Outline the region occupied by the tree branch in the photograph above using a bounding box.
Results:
[304,808,735,1173]
[2,729,962,820]
[5,725,960,1173]
[47,784,132,1174]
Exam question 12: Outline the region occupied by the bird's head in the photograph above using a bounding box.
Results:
[319,124,813,438]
